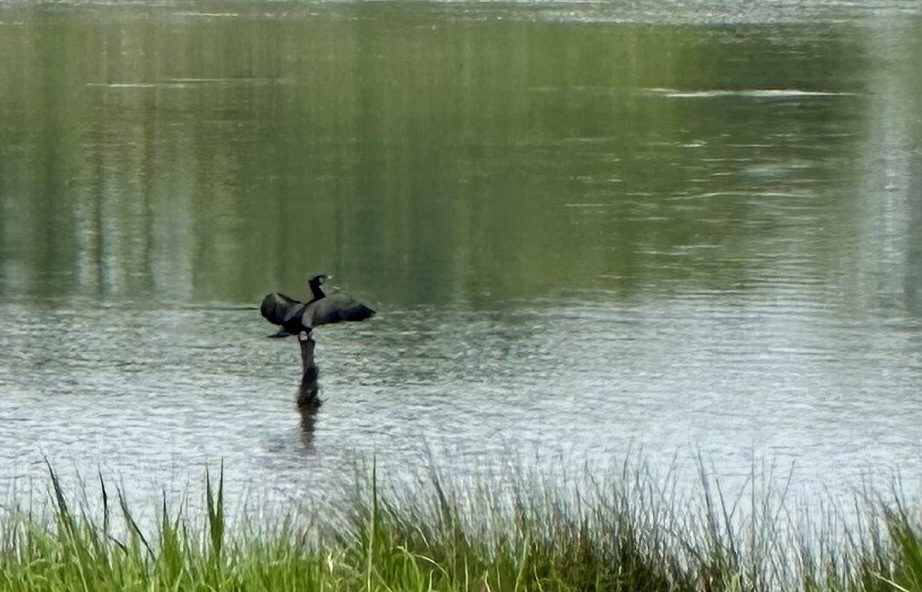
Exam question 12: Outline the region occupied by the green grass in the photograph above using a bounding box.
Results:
[1,462,921,592]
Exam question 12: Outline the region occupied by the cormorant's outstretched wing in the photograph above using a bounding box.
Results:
[303,293,375,327]
[260,292,302,326]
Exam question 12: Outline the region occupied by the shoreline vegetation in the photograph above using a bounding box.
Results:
[0,463,920,591]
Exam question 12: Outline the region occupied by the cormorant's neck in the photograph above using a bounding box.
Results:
[308,280,325,301]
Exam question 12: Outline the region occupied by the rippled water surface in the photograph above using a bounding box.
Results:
[1,0,921,516]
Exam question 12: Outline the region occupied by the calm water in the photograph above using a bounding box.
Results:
[1,0,921,518]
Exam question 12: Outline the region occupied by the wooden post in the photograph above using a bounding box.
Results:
[297,331,321,410]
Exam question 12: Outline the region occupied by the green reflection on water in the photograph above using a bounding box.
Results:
[0,4,914,311]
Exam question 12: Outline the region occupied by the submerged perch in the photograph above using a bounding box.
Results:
[297,331,320,410]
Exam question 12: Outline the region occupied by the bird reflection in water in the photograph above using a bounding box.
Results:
[296,330,321,446]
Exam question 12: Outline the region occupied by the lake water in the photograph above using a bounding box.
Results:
[1,0,921,522]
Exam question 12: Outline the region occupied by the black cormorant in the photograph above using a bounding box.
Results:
[260,274,375,336]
